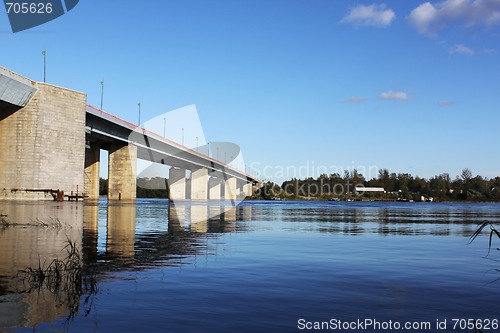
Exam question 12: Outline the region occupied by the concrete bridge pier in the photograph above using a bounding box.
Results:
[224,176,238,201]
[169,167,187,202]
[108,143,137,200]
[209,177,223,200]
[243,182,253,197]
[236,179,249,198]
[191,168,209,201]
[84,143,100,200]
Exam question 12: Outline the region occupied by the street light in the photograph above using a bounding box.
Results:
[196,136,198,152]
[163,117,166,137]
[42,49,46,83]
[138,102,141,126]
[182,128,184,145]
[100,80,104,110]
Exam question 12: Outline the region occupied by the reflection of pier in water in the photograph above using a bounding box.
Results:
[82,201,251,272]
[0,200,250,329]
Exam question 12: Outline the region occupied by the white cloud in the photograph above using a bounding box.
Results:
[343,96,369,104]
[379,91,411,100]
[408,2,439,34]
[439,100,456,106]
[450,43,475,55]
[409,0,500,34]
[340,4,396,28]
[483,48,497,54]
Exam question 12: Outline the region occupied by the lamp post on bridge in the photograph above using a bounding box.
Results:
[138,102,141,126]
[100,80,104,110]
[42,49,46,83]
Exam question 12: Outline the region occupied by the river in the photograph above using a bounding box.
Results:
[1,200,499,332]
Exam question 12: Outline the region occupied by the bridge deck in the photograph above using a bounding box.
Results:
[85,105,259,183]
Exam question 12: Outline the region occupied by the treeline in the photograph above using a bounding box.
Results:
[255,168,500,202]
[99,177,169,198]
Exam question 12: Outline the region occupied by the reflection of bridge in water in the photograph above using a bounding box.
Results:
[83,201,253,271]
[0,200,252,329]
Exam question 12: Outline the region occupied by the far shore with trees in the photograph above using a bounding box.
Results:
[99,177,169,198]
[253,168,500,202]
[98,168,500,202]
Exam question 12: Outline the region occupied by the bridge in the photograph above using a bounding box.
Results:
[0,66,259,201]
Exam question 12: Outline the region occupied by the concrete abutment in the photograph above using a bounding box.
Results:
[0,82,86,200]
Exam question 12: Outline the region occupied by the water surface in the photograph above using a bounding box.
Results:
[1,200,500,332]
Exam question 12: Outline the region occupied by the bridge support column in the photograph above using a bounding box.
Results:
[191,168,208,201]
[84,143,100,200]
[243,182,253,197]
[108,143,137,200]
[169,167,186,201]
[224,177,238,201]
[209,177,222,200]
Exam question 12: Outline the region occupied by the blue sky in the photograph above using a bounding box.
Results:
[1,0,499,183]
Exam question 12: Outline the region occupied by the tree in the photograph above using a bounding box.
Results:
[351,169,365,187]
[256,182,284,199]
[378,169,393,191]
[461,168,473,183]
[99,178,108,195]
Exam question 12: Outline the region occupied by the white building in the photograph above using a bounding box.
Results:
[355,186,385,193]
